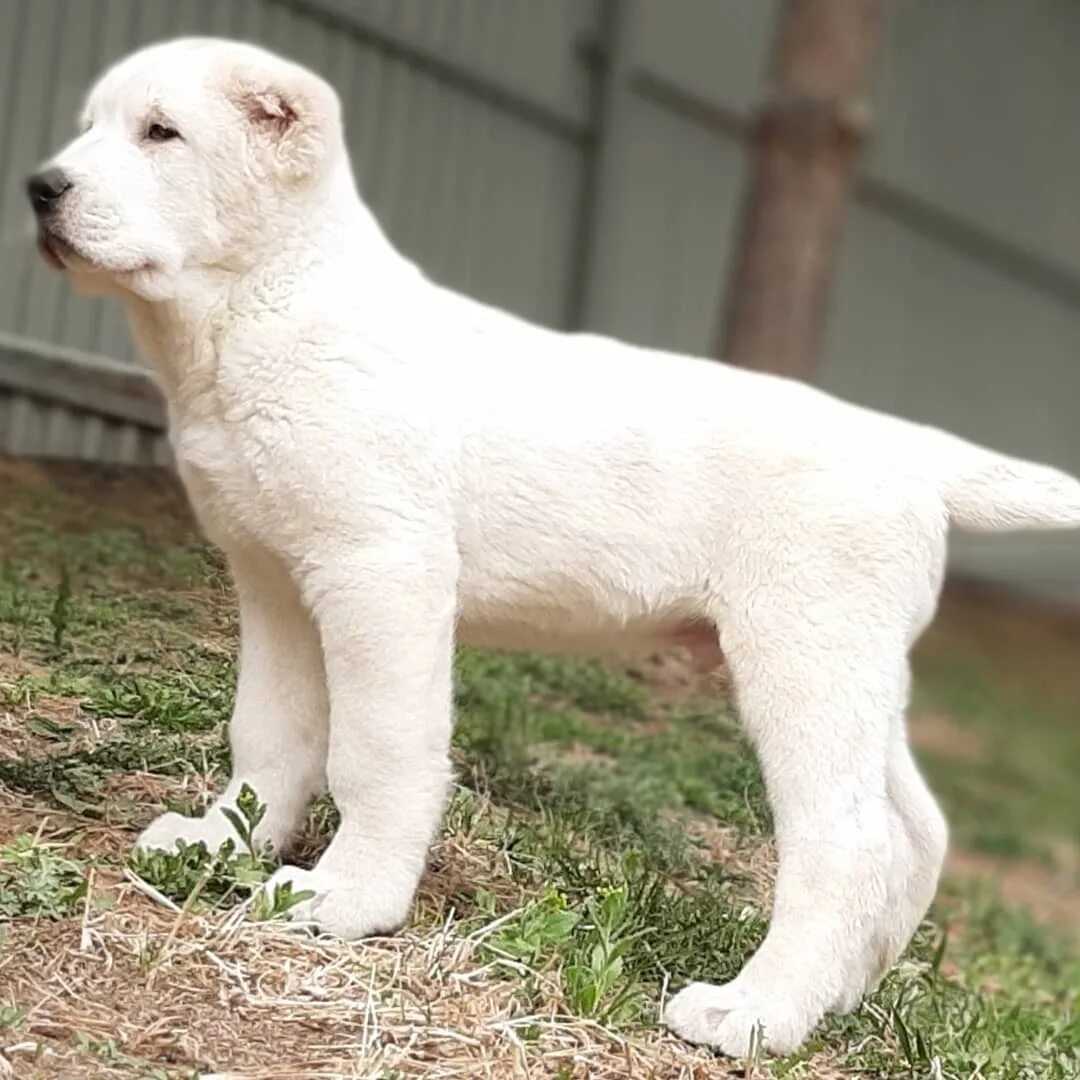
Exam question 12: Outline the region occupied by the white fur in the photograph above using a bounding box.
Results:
[37,39,1080,1057]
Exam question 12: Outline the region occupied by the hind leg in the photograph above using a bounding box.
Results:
[882,717,948,966]
[666,498,945,1054]
[829,693,949,1013]
[666,618,906,1053]
[887,720,948,948]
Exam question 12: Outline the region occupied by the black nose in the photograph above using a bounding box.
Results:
[27,167,73,215]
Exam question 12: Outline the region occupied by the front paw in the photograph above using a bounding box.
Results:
[664,979,813,1057]
[260,864,415,940]
[135,809,240,854]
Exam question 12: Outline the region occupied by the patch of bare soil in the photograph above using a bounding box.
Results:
[625,649,732,710]
[908,711,983,762]
[682,815,776,909]
[919,579,1080,708]
[0,458,193,542]
[946,847,1080,935]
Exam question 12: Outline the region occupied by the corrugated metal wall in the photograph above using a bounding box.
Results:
[1,0,1078,600]
[0,394,168,464]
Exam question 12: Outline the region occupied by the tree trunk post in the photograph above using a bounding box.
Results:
[718,0,883,378]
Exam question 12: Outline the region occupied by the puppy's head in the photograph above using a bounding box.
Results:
[27,38,343,301]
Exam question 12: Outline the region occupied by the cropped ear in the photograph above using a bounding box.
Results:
[223,59,338,183]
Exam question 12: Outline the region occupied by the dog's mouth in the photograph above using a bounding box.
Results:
[36,228,78,271]
[36,229,149,281]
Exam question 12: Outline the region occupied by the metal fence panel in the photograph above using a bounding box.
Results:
[0,390,169,465]
[582,97,746,355]
[301,0,600,127]
[631,0,777,118]
[869,1,1080,281]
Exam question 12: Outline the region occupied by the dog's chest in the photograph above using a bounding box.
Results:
[171,419,264,547]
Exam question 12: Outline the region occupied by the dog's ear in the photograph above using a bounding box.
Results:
[223,59,339,183]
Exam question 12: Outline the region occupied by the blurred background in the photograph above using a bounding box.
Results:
[0,0,1078,606]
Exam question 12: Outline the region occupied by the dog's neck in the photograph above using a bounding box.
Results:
[122,163,412,414]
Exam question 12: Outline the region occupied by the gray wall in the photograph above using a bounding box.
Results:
[1,0,1078,602]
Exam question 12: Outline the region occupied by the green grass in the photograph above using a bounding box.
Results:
[0,835,92,921]
[912,661,1080,866]
[446,655,1080,1079]
[127,784,315,921]
[1,463,1078,1079]
[453,647,769,867]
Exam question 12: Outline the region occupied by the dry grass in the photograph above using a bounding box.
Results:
[1,803,743,1080]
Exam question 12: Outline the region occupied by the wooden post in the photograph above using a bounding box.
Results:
[718,0,882,378]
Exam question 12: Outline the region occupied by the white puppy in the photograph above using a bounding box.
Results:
[30,39,1080,1056]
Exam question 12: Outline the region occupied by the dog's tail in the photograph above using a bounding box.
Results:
[928,430,1080,533]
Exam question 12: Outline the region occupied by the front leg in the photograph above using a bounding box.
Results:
[137,544,329,856]
[264,541,457,938]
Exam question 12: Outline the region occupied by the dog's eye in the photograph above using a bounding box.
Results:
[145,122,181,142]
